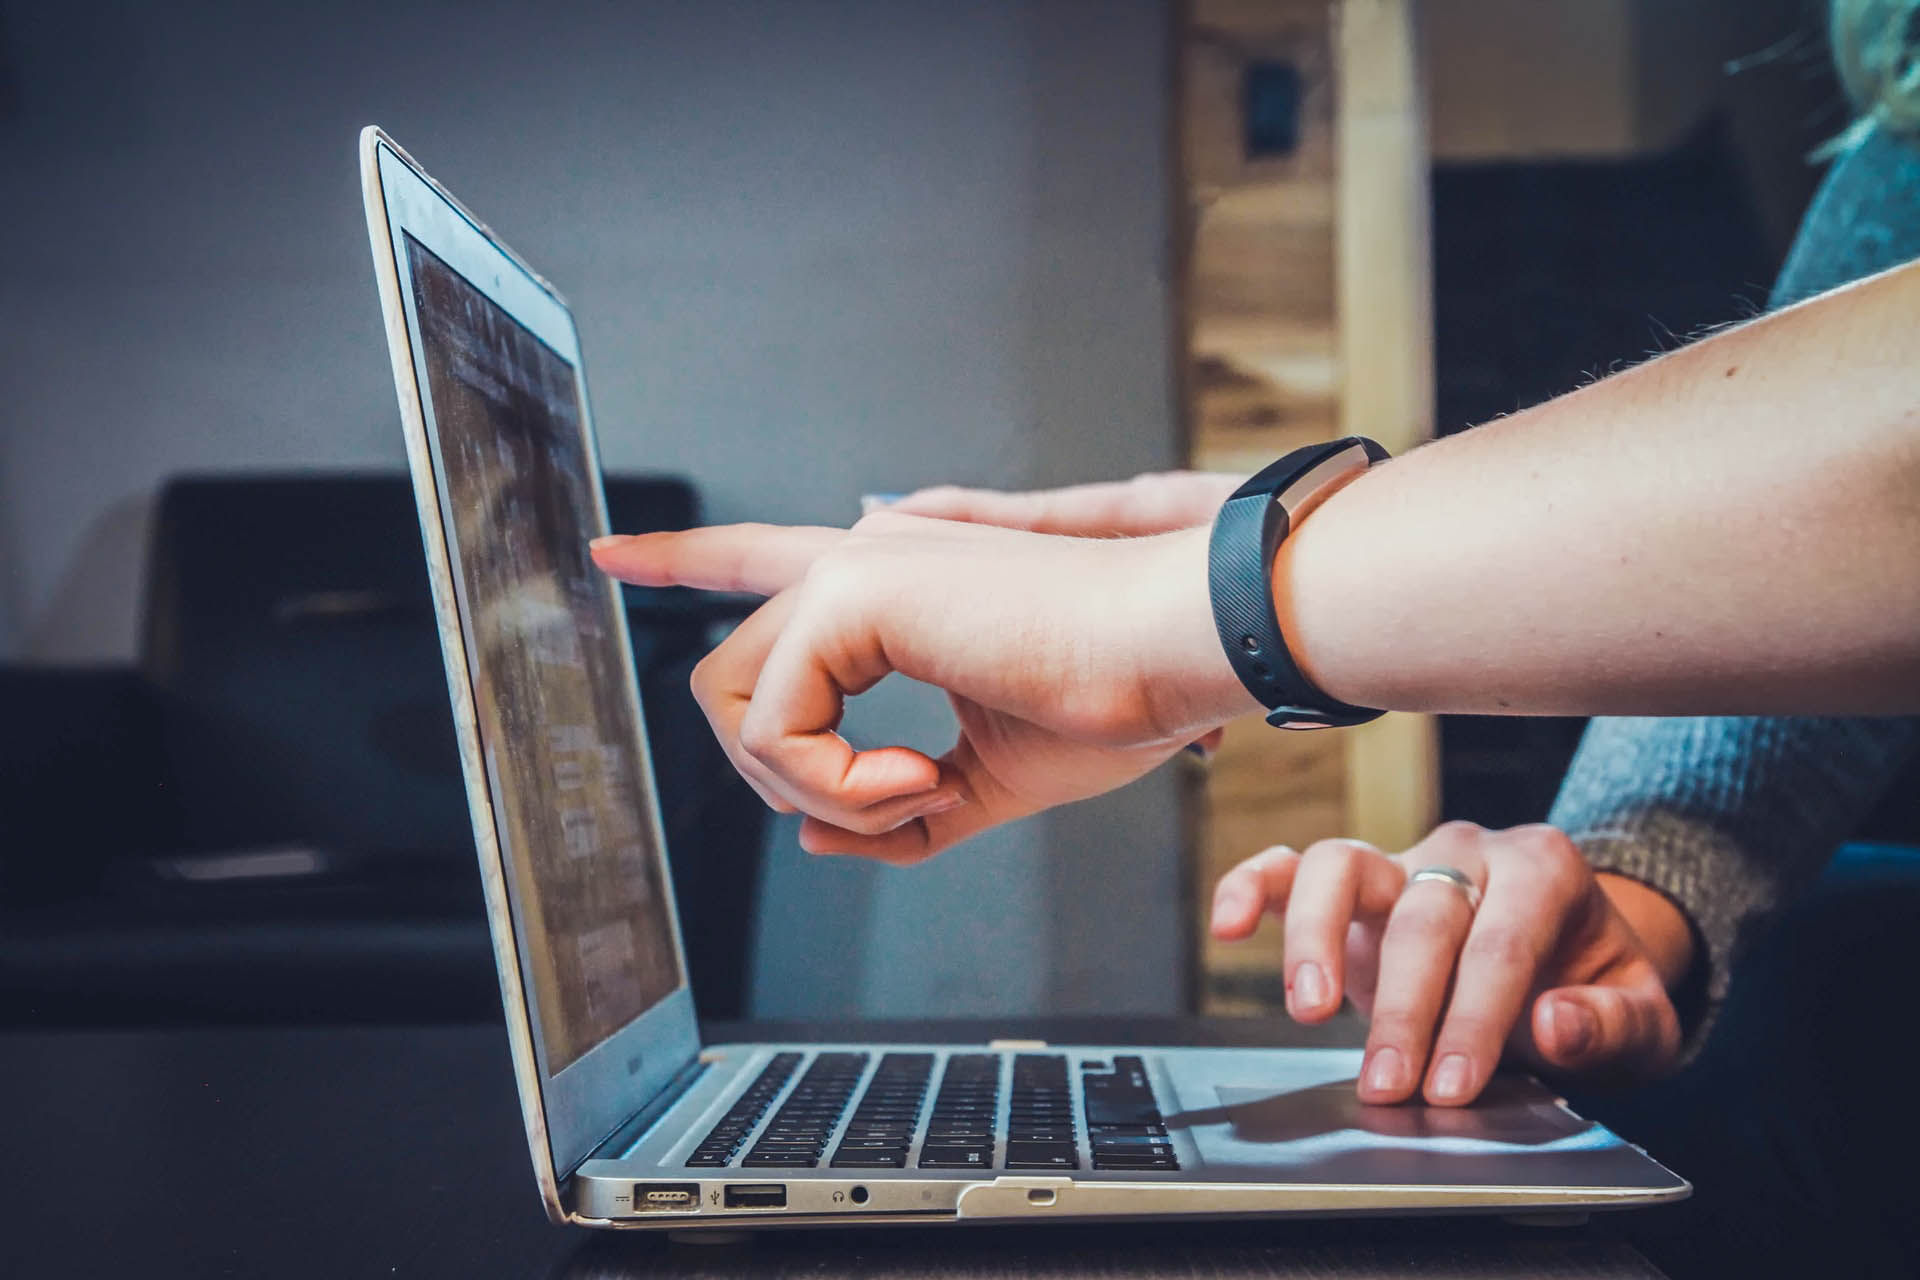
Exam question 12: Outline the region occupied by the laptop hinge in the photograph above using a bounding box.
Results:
[570,1056,709,1173]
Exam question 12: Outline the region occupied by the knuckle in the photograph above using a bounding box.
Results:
[1463,924,1537,971]
[851,509,914,537]
[1388,899,1462,946]
[736,714,781,762]
[1511,823,1586,877]
[1302,837,1370,869]
[1245,844,1299,877]
[1282,904,1340,947]
[1434,819,1485,844]
[804,550,867,594]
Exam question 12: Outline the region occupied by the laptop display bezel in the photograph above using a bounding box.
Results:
[360,128,700,1209]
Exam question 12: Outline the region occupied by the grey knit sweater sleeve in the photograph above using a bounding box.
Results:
[1548,123,1920,1019]
[1551,718,1918,1006]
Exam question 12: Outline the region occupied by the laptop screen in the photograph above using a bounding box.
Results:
[404,233,683,1074]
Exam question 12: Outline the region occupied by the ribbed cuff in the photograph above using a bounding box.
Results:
[1568,810,1781,1062]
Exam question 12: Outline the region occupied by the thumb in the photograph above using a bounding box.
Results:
[1528,980,1680,1077]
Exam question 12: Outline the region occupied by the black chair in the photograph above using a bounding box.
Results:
[0,472,763,1024]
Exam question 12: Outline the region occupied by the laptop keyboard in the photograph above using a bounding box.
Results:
[686,1049,1179,1173]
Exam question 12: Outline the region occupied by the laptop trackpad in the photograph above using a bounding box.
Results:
[1178,1078,1609,1180]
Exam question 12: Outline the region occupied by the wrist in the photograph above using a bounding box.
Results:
[1597,872,1696,990]
[1268,466,1375,708]
[1126,526,1263,739]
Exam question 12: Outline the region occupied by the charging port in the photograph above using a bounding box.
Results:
[723,1183,787,1210]
[632,1182,699,1212]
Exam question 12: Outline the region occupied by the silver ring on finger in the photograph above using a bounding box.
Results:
[1403,865,1482,914]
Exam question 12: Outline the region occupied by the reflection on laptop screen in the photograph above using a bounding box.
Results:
[405,234,682,1073]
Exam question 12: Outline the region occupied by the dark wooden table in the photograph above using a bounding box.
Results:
[0,1017,1666,1278]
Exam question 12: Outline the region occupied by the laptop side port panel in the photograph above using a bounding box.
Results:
[723,1183,787,1209]
[632,1182,700,1212]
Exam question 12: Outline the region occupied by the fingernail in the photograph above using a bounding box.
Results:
[1550,997,1596,1057]
[1211,887,1249,926]
[1291,962,1328,1014]
[915,792,966,818]
[1362,1045,1405,1095]
[859,493,905,516]
[1431,1053,1473,1101]
[589,535,629,550]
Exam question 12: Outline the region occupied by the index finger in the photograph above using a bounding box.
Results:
[890,478,1225,537]
[590,523,847,596]
[886,484,1102,534]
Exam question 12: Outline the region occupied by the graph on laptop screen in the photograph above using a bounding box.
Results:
[405,234,681,1072]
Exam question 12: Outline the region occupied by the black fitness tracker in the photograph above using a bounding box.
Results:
[1207,436,1389,729]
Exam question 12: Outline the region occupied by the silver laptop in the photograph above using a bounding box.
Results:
[358,126,1688,1230]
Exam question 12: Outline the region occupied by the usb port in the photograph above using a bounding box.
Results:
[723,1183,787,1209]
[632,1182,699,1212]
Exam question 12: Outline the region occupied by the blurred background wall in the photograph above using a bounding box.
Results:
[0,0,1186,1018]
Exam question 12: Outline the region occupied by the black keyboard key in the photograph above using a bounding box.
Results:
[1093,1155,1179,1171]
[919,1144,994,1169]
[1085,1097,1160,1126]
[1082,1054,1167,1130]
[1004,1140,1079,1170]
[830,1151,909,1168]
[742,1152,819,1167]
[1091,1140,1176,1159]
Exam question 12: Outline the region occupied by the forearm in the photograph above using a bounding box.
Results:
[1278,257,1920,716]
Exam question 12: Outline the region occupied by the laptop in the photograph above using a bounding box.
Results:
[358,126,1689,1230]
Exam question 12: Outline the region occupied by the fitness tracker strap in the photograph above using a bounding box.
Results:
[1208,436,1389,729]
